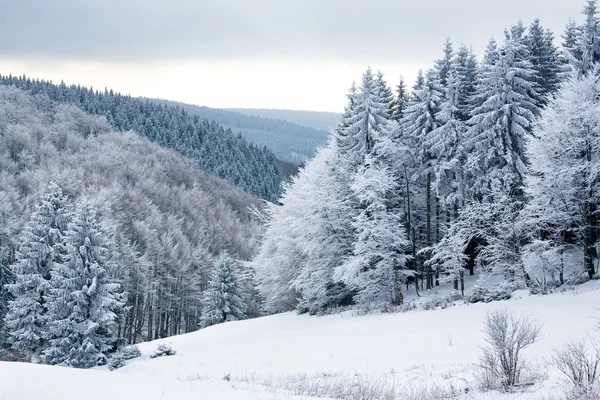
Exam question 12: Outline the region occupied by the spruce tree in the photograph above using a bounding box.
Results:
[464,25,539,199]
[526,19,560,103]
[391,76,409,121]
[452,45,479,122]
[4,183,71,363]
[201,253,247,328]
[43,202,125,368]
[435,38,455,87]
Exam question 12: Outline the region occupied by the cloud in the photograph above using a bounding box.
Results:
[0,0,584,63]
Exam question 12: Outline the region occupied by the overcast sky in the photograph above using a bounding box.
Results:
[0,0,585,112]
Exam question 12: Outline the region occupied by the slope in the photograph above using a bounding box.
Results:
[227,108,342,132]
[0,74,282,201]
[151,99,331,163]
[3,281,599,400]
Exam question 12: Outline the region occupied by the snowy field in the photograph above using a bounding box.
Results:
[2,281,600,400]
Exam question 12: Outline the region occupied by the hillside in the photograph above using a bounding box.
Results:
[151,99,331,163]
[227,108,342,132]
[0,86,264,345]
[3,280,599,399]
[0,75,282,202]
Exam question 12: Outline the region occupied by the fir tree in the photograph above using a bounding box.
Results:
[435,38,455,87]
[391,76,409,121]
[200,253,247,328]
[526,19,560,103]
[452,45,479,122]
[464,25,539,199]
[43,202,126,368]
[4,183,70,363]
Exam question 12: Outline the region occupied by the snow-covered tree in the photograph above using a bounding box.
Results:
[464,25,539,199]
[391,76,409,121]
[566,0,600,76]
[200,253,247,328]
[43,202,125,368]
[452,44,479,122]
[4,182,71,363]
[435,38,455,87]
[521,68,600,280]
[334,150,411,306]
[526,19,561,103]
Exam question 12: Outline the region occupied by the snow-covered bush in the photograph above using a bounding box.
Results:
[150,343,176,359]
[553,338,600,396]
[421,291,463,311]
[107,346,141,371]
[466,282,517,304]
[477,309,542,390]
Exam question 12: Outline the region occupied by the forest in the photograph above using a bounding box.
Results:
[253,2,600,314]
[1,0,600,376]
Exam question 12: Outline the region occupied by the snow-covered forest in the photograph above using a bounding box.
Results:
[253,1,600,314]
[0,87,264,364]
[2,1,600,393]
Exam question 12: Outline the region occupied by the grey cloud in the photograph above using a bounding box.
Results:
[0,0,585,63]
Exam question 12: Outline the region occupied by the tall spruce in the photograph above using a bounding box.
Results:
[3,183,71,363]
[391,76,409,121]
[464,24,539,199]
[43,202,125,368]
[526,19,561,103]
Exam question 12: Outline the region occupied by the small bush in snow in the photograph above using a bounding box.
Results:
[477,308,542,390]
[150,343,177,359]
[553,337,600,396]
[466,282,516,304]
[107,345,141,371]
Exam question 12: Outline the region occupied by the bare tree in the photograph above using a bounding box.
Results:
[478,308,542,389]
[553,337,600,395]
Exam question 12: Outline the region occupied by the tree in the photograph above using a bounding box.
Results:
[464,25,539,199]
[391,76,409,121]
[43,202,126,368]
[526,19,560,103]
[401,69,444,289]
[435,38,455,87]
[521,68,600,280]
[567,0,600,76]
[3,183,71,363]
[200,253,247,328]
[452,45,479,122]
[334,152,412,306]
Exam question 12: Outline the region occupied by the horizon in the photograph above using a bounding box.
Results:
[0,0,585,112]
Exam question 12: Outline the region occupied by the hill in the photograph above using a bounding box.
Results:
[227,108,342,132]
[3,279,599,399]
[151,100,331,164]
[0,86,264,345]
[0,75,282,202]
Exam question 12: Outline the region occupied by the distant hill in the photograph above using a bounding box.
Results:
[151,100,331,164]
[227,108,341,132]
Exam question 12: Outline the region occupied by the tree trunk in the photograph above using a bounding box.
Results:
[425,172,432,290]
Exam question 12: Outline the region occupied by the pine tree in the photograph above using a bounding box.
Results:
[4,183,71,363]
[43,202,125,368]
[452,45,479,122]
[401,69,444,290]
[435,38,455,87]
[391,76,409,121]
[200,253,247,328]
[526,19,560,103]
[464,25,539,199]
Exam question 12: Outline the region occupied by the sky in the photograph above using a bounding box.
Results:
[0,0,586,112]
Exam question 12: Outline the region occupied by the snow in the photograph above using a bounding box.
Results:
[2,280,600,399]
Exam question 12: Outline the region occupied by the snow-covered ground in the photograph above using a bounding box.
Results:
[2,281,600,400]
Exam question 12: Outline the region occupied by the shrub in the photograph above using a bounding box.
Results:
[553,337,600,395]
[107,345,141,371]
[150,343,177,359]
[477,309,542,390]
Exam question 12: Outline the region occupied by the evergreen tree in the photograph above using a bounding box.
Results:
[464,25,539,199]
[452,45,479,121]
[526,19,561,103]
[391,76,409,121]
[4,183,70,363]
[200,253,247,328]
[43,202,125,368]
[435,38,455,87]
[401,69,444,289]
